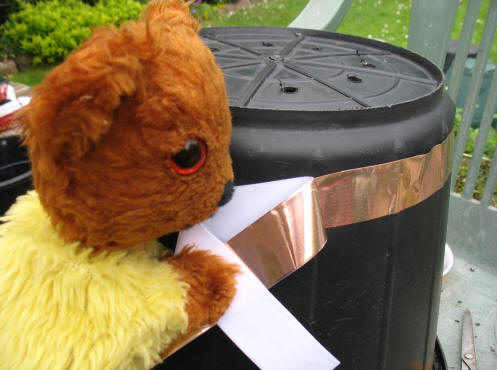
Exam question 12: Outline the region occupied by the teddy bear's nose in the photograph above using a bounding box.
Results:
[218,180,234,207]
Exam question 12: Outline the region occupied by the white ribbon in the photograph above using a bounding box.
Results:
[176,177,339,370]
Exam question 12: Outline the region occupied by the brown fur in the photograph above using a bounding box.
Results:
[17,0,238,362]
[19,0,233,251]
[161,246,239,359]
[169,246,240,329]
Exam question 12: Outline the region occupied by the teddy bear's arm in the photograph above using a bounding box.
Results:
[167,245,239,334]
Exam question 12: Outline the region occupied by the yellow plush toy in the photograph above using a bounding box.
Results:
[0,1,238,368]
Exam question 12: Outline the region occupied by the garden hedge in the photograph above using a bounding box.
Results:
[0,0,144,65]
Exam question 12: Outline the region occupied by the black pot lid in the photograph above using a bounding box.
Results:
[200,27,442,111]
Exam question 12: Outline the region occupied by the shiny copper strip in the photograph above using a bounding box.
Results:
[163,182,327,358]
[316,132,453,228]
[227,180,326,287]
[226,132,453,288]
[164,132,453,359]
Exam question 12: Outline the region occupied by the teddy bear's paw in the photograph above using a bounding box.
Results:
[168,245,239,329]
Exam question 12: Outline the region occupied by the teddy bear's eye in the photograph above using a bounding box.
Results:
[170,138,207,175]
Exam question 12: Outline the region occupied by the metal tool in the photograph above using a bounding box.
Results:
[461,309,477,370]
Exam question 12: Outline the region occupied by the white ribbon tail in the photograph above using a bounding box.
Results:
[176,177,339,370]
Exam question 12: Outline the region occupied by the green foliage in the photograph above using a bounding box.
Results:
[0,29,20,62]
[190,0,238,21]
[0,0,19,26]
[0,0,143,65]
[191,1,223,21]
[454,108,497,159]
[453,108,497,205]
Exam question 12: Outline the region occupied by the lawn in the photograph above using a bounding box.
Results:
[337,0,496,63]
[10,64,53,87]
[201,0,307,27]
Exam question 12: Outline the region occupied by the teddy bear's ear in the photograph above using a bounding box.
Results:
[20,40,141,164]
[143,0,200,33]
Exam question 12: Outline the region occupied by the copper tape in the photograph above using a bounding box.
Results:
[228,132,453,288]
[165,132,453,358]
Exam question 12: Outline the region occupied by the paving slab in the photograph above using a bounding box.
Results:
[438,256,497,370]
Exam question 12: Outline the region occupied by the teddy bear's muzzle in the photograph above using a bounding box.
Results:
[218,180,234,207]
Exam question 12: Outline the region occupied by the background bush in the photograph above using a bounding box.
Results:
[0,0,19,26]
[0,0,144,65]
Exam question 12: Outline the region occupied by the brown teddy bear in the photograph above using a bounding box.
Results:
[0,1,238,368]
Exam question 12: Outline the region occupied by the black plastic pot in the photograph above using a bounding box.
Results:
[0,135,32,216]
[162,27,454,370]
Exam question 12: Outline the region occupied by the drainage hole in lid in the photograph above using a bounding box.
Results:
[279,80,299,94]
[347,74,362,83]
[262,41,274,47]
[281,86,299,94]
[361,61,376,68]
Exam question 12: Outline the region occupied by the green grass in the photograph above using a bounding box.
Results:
[337,0,496,63]
[201,0,307,27]
[10,65,54,86]
[453,110,497,206]
[337,0,411,47]
[455,156,495,205]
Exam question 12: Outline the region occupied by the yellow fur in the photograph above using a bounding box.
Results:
[0,191,188,369]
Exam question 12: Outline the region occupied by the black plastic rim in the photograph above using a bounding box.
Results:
[201,27,444,113]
